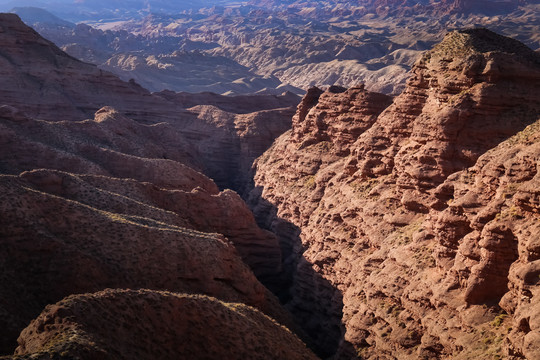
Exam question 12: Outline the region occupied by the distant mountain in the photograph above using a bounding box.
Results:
[1,0,537,21]
[250,0,537,16]
[9,7,305,96]
[9,0,539,96]
[10,6,74,28]
[0,0,243,22]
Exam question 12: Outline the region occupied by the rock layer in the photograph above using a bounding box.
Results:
[249,29,540,358]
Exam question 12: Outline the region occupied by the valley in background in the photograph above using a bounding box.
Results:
[6,0,540,95]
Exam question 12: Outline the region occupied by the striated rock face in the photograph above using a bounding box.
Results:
[430,120,540,359]
[11,289,318,360]
[291,85,393,155]
[249,84,394,356]
[354,28,540,195]
[249,29,540,358]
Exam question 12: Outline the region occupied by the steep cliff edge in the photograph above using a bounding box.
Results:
[249,29,540,358]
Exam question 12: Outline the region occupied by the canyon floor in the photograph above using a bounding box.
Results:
[0,1,539,360]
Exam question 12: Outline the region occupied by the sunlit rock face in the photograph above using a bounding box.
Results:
[249,28,540,359]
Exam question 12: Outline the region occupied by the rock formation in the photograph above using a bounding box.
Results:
[1,7,540,360]
[0,14,299,356]
[430,119,540,359]
[249,28,540,358]
[10,289,317,360]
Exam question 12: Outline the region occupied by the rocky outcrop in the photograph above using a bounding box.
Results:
[10,289,317,360]
[249,29,540,358]
[0,105,206,189]
[291,85,393,154]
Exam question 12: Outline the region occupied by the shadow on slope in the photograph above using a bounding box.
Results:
[248,191,354,358]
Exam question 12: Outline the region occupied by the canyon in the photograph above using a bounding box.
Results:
[0,2,539,360]
[0,12,304,358]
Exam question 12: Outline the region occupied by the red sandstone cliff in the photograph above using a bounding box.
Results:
[249,28,540,359]
[2,9,540,360]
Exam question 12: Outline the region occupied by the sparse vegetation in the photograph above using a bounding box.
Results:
[304,175,316,190]
[349,178,379,198]
[492,313,508,328]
